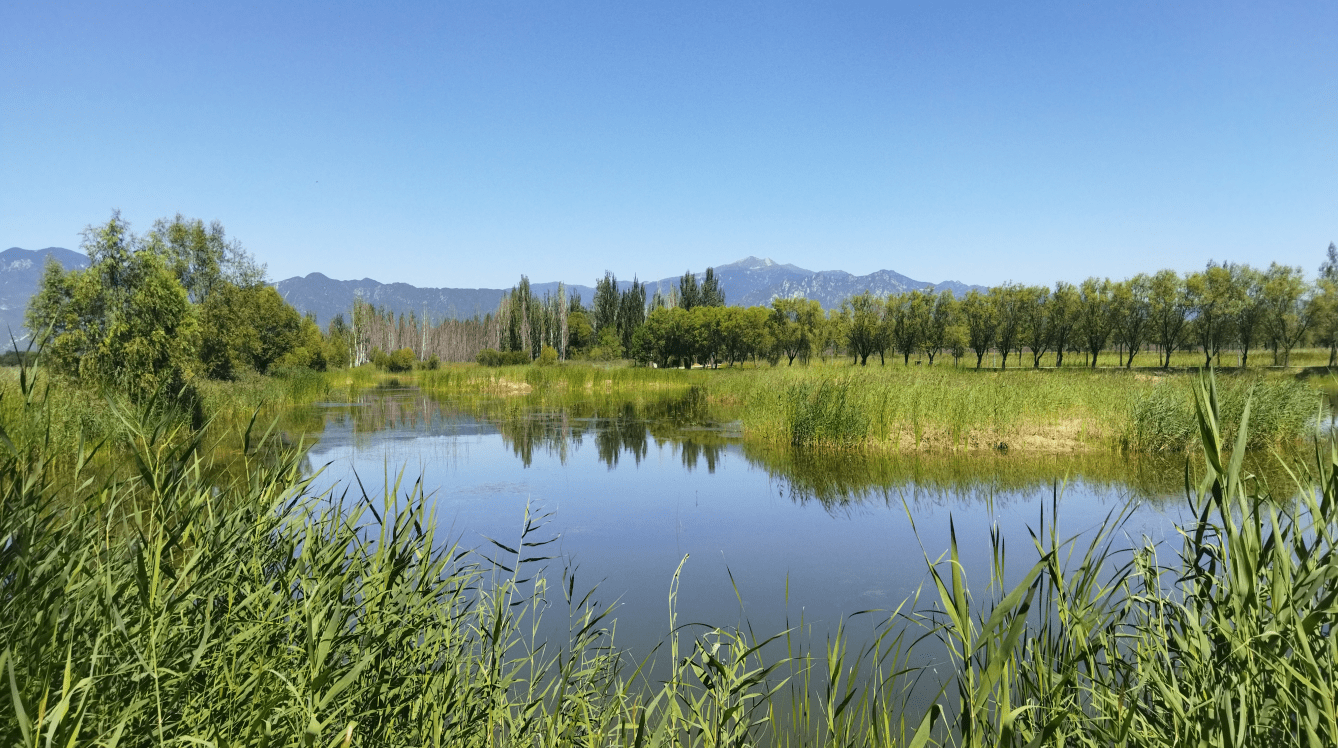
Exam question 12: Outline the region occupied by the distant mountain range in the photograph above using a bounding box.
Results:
[0,248,984,333]
[0,248,89,341]
[274,256,984,328]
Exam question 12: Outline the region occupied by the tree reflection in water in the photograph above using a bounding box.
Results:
[283,385,1303,512]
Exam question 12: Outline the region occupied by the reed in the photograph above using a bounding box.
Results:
[904,368,1338,746]
[712,364,1319,454]
[5,360,1338,746]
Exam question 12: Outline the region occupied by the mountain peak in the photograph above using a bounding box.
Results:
[722,256,812,274]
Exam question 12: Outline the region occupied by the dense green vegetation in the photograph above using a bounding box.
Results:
[340,245,1338,375]
[7,212,1338,743]
[355,360,1318,455]
[26,212,335,405]
[6,324,1338,746]
[23,209,1325,462]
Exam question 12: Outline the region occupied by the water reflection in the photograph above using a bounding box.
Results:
[287,385,1200,689]
[283,387,1226,511]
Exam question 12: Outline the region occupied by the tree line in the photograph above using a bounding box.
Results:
[55,212,1324,382]
[463,246,1338,370]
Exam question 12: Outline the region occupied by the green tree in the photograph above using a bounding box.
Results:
[891,290,932,365]
[1311,278,1338,366]
[617,277,646,353]
[1186,263,1240,367]
[677,270,702,311]
[769,298,809,365]
[960,290,998,369]
[325,314,354,369]
[1230,265,1267,368]
[1017,285,1050,368]
[1260,263,1312,366]
[693,306,726,367]
[1320,241,1338,282]
[1076,277,1114,368]
[593,272,619,335]
[921,289,956,365]
[1048,281,1080,367]
[566,310,593,355]
[991,284,1026,370]
[27,212,201,400]
[1111,274,1151,368]
[277,315,328,371]
[842,292,883,366]
[795,300,829,363]
[947,323,969,367]
[1148,270,1188,367]
[700,267,726,307]
[142,214,265,303]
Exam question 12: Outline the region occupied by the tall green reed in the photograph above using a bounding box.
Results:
[5,359,1338,746]
[913,369,1338,746]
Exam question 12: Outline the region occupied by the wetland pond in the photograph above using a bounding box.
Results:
[290,385,1196,675]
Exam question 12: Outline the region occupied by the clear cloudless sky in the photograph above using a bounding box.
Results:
[2,1,1334,289]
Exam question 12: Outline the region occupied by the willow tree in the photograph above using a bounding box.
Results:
[960,289,997,369]
[27,211,200,401]
[843,292,883,366]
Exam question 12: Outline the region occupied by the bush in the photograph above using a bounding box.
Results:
[385,348,416,373]
[423,354,440,370]
[475,349,530,367]
[536,345,559,366]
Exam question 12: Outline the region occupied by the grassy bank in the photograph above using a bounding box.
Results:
[707,364,1319,454]
[4,353,1321,473]
[0,364,332,466]
[329,359,1324,455]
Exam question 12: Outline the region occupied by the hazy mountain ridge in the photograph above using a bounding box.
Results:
[1,247,984,332]
[0,248,90,340]
[704,256,981,308]
[272,274,607,329]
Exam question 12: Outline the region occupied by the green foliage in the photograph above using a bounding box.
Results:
[843,291,884,366]
[27,214,201,401]
[6,351,1338,745]
[141,213,266,302]
[476,348,531,367]
[29,212,321,399]
[536,344,559,366]
[1123,371,1317,452]
[920,370,1338,745]
[380,347,416,372]
[200,283,305,377]
[784,378,870,447]
[566,309,593,354]
[585,326,625,362]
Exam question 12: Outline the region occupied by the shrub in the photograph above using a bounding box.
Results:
[475,348,530,367]
[385,347,416,373]
[536,345,558,366]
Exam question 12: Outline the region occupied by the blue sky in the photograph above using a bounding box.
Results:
[2,1,1334,289]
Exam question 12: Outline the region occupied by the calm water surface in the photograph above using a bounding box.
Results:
[295,387,1189,666]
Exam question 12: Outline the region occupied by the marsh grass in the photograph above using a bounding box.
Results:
[5,357,1338,746]
[321,359,1324,455]
[711,365,1319,455]
[1121,372,1317,452]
